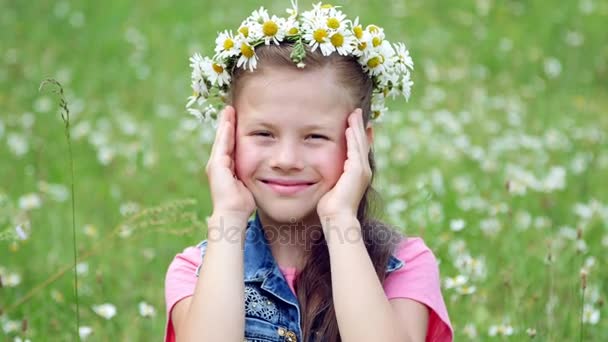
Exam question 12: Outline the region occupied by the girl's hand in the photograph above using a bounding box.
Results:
[205,105,255,221]
[317,108,372,222]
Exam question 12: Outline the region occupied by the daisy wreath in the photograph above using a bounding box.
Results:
[186,1,414,123]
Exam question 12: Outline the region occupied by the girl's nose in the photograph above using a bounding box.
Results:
[268,140,304,171]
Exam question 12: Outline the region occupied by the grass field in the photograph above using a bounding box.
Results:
[1,0,607,340]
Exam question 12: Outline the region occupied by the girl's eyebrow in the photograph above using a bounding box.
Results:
[248,120,331,131]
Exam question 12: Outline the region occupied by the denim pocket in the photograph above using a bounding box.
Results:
[244,317,283,342]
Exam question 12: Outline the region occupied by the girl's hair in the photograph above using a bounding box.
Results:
[229,44,404,342]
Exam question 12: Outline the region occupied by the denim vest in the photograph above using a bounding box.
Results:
[195,211,405,342]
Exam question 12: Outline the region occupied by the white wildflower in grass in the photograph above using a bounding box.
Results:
[444,275,467,289]
[456,284,476,295]
[565,30,584,46]
[92,303,117,320]
[526,328,537,337]
[2,318,20,334]
[138,301,157,318]
[450,219,466,232]
[514,210,532,230]
[83,224,98,238]
[76,262,89,275]
[4,272,21,287]
[7,133,29,157]
[15,224,30,240]
[97,146,114,165]
[79,326,93,340]
[463,323,478,338]
[480,217,501,236]
[38,181,69,202]
[488,323,514,336]
[34,96,52,112]
[542,166,566,192]
[575,239,588,253]
[582,304,600,324]
[119,201,140,216]
[51,289,65,303]
[543,57,562,78]
[18,193,42,211]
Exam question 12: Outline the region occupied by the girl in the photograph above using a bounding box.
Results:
[165,3,452,341]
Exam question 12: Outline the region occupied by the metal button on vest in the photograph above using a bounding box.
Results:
[285,330,297,341]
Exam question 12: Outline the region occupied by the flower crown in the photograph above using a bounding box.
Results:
[186,1,414,123]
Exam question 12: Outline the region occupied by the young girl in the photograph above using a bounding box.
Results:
[165,3,452,341]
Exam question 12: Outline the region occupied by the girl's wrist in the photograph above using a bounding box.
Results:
[206,212,249,246]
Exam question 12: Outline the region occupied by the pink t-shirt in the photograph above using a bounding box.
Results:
[164,237,453,341]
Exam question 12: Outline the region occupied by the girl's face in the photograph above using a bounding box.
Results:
[234,66,353,226]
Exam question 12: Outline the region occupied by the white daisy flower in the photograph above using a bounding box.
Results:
[399,71,414,101]
[371,93,388,120]
[393,42,414,72]
[4,272,21,287]
[138,301,157,318]
[18,193,42,210]
[79,326,93,340]
[214,30,239,59]
[328,25,356,56]
[236,40,258,71]
[284,16,300,36]
[302,17,333,55]
[92,303,117,320]
[365,24,386,49]
[362,51,386,76]
[582,304,600,324]
[201,58,230,86]
[255,13,287,45]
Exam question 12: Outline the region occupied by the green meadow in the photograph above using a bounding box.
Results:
[1,0,607,340]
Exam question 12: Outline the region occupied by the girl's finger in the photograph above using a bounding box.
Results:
[348,110,364,165]
[345,127,359,167]
[355,109,369,157]
[208,107,227,162]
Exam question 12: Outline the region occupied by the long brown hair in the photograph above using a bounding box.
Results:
[229,44,404,342]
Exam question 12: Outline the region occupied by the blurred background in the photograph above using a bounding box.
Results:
[1,0,607,340]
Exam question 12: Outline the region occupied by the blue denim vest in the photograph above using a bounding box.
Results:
[195,211,405,342]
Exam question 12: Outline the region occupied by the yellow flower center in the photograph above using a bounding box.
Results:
[357,42,367,51]
[238,26,249,38]
[353,25,363,39]
[327,17,340,30]
[321,4,334,9]
[262,21,278,37]
[212,63,224,74]
[330,33,344,47]
[313,29,328,42]
[240,43,254,58]
[372,37,382,47]
[367,25,380,33]
[367,56,381,68]
[288,27,299,35]
[223,38,234,50]
[371,110,381,119]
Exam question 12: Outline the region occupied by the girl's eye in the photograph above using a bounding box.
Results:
[307,134,328,140]
[253,131,273,137]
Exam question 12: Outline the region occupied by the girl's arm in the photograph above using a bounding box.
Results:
[323,215,429,342]
[172,214,248,342]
